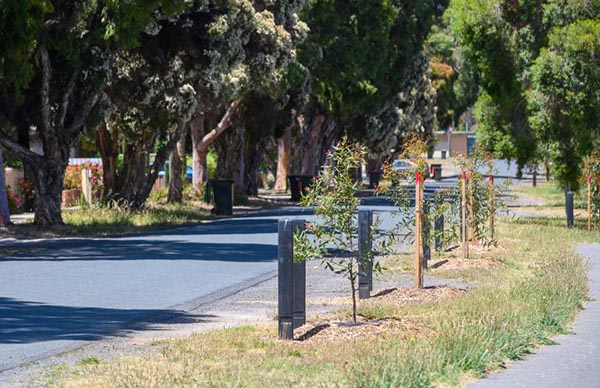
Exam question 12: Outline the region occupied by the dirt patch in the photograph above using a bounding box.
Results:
[366,286,469,307]
[292,286,467,344]
[430,257,505,272]
[293,316,432,343]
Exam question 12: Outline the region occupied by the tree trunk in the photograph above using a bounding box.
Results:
[215,121,245,182]
[192,99,243,190]
[33,157,67,226]
[275,126,291,192]
[0,146,12,226]
[245,136,264,196]
[97,122,119,201]
[167,125,188,203]
[191,112,207,192]
[292,111,339,176]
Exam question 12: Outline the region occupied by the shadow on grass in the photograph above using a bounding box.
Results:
[508,216,591,229]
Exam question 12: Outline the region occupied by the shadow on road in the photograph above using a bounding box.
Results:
[0,297,210,344]
[0,241,277,263]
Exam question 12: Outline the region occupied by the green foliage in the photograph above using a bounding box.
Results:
[583,151,600,228]
[302,0,438,123]
[0,0,52,93]
[448,0,600,187]
[528,19,600,190]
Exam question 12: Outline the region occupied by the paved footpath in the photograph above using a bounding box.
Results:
[469,244,600,388]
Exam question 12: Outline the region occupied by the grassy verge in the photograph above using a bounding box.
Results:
[2,196,287,239]
[1,203,213,239]
[43,218,592,387]
[511,181,588,208]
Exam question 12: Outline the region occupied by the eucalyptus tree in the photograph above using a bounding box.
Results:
[188,0,308,191]
[528,19,600,190]
[449,0,600,183]
[288,0,442,176]
[0,1,186,225]
[361,53,437,163]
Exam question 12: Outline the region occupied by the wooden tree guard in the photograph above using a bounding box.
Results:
[415,171,424,289]
[489,175,495,240]
[461,171,469,258]
[588,177,592,231]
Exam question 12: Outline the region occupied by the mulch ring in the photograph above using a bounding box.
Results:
[429,257,505,273]
[292,286,467,344]
[364,286,469,308]
[293,316,431,343]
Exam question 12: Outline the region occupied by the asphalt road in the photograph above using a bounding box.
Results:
[0,204,407,373]
[469,244,600,388]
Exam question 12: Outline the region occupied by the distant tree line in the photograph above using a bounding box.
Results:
[0,0,445,225]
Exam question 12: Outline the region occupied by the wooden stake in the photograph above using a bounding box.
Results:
[461,171,469,259]
[588,177,592,232]
[489,175,495,240]
[468,172,476,244]
[415,171,423,289]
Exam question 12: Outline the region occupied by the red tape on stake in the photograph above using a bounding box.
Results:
[588,177,592,184]
[462,171,466,180]
[416,171,421,184]
[489,175,494,183]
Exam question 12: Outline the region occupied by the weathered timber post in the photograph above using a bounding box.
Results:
[358,209,374,299]
[533,169,537,187]
[81,169,92,206]
[489,175,495,240]
[461,171,469,258]
[468,172,476,244]
[566,190,574,229]
[415,172,424,289]
[588,177,592,232]
[422,198,431,269]
[278,219,306,340]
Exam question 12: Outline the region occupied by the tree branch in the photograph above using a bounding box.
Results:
[199,98,242,151]
[58,71,78,129]
[39,46,54,144]
[66,91,100,141]
[0,131,42,168]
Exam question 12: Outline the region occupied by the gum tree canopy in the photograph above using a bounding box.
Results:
[0,1,186,225]
[449,0,600,186]
[290,0,442,174]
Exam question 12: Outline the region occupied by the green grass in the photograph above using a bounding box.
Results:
[44,217,593,387]
[2,203,215,240]
[512,181,588,208]
[62,203,214,237]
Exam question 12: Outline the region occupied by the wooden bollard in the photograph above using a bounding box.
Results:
[415,172,424,289]
[566,191,574,229]
[358,209,374,299]
[278,219,306,340]
[461,171,469,258]
[434,213,444,251]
